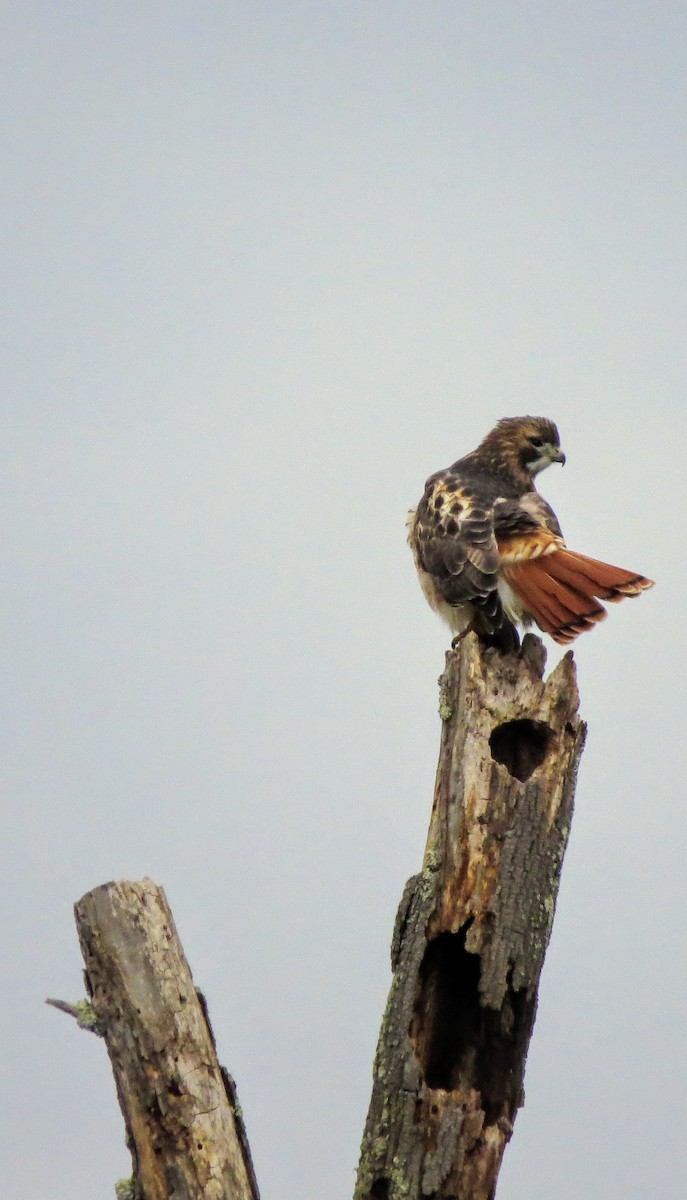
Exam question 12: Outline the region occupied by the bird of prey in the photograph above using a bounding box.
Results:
[407,416,654,651]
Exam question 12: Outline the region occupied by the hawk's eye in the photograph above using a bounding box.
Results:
[528,437,544,448]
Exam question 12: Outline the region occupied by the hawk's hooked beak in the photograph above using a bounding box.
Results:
[550,447,566,465]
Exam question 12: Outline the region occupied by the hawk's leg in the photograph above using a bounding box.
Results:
[480,622,520,654]
[450,620,520,654]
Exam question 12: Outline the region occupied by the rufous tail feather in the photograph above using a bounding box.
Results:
[504,550,654,645]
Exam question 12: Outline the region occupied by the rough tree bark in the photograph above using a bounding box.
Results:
[73,878,259,1200]
[354,633,586,1200]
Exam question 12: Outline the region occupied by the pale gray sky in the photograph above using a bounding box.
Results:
[1,4,685,1198]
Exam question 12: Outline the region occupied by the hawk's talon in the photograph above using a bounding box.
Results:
[450,630,471,649]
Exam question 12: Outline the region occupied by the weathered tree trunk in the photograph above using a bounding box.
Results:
[74,878,259,1200]
[354,633,586,1200]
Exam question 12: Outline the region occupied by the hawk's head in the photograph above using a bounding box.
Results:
[479,416,565,482]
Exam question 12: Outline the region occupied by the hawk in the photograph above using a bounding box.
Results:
[407,416,654,651]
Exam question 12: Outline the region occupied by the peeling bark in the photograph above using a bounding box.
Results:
[355,633,586,1200]
[74,878,259,1200]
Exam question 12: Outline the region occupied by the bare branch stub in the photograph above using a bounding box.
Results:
[355,633,586,1200]
[74,878,259,1200]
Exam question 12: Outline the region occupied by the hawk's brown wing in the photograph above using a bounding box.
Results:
[412,471,501,610]
[411,474,560,646]
[413,478,557,597]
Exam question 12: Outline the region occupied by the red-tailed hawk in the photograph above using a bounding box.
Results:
[408,416,654,651]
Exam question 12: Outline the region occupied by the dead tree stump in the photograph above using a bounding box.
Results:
[74,878,259,1200]
[354,633,586,1200]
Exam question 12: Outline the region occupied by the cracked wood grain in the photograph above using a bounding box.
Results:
[74,879,259,1200]
[355,633,586,1200]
